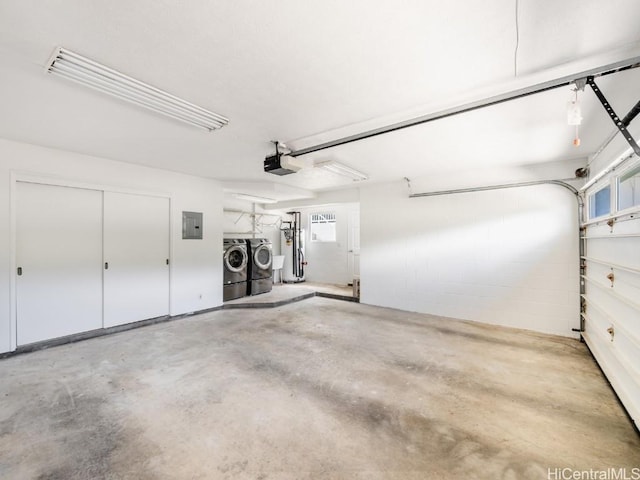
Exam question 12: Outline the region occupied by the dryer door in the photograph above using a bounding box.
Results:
[225,245,247,272]
[254,244,272,270]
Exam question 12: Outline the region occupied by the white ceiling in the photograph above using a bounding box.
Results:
[1,1,639,201]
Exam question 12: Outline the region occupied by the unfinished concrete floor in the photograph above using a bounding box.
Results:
[1,297,638,479]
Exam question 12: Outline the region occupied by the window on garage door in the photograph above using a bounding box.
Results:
[618,164,640,212]
[588,184,611,219]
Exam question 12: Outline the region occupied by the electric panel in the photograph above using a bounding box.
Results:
[182,211,203,239]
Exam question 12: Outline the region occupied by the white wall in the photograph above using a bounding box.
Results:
[360,180,580,337]
[0,138,223,354]
[293,203,358,285]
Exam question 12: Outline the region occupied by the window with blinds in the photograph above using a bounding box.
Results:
[310,212,337,242]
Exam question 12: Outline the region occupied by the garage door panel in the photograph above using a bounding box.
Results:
[583,331,640,421]
[587,220,640,236]
[615,330,640,380]
[607,220,640,235]
[587,241,640,268]
[585,277,640,310]
[585,284,639,325]
[616,269,640,289]
[587,264,640,296]
[585,307,640,374]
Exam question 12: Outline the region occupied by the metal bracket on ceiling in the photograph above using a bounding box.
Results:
[586,76,640,157]
[573,78,587,92]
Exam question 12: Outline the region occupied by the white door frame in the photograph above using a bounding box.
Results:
[9,171,173,352]
[347,208,361,280]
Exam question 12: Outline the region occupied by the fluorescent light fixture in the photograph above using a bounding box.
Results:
[45,47,228,132]
[232,193,277,204]
[282,155,314,170]
[315,161,368,181]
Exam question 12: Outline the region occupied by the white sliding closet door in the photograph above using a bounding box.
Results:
[103,192,170,327]
[16,182,103,345]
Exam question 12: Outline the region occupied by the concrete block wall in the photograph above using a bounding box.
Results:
[359,180,580,337]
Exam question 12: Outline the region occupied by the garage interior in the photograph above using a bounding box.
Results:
[1,1,640,479]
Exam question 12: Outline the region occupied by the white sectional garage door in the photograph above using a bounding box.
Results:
[581,159,640,429]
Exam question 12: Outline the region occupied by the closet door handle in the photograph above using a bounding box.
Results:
[104,262,109,270]
[17,267,22,276]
